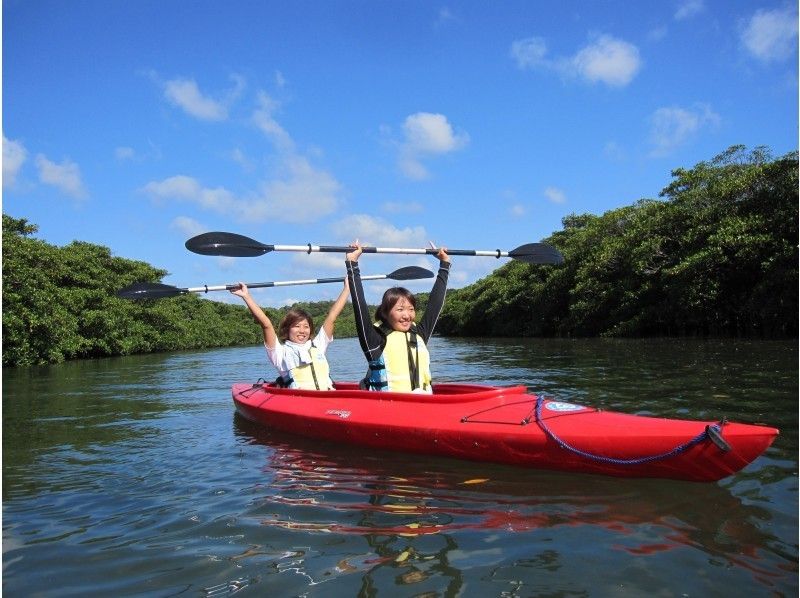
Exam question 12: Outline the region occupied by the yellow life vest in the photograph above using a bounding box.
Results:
[281,343,333,390]
[365,324,432,393]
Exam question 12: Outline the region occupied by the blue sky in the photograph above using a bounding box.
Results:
[3,0,798,307]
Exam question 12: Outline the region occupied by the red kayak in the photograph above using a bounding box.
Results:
[232,381,779,482]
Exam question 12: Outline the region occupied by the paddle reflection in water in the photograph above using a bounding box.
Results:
[233,414,788,596]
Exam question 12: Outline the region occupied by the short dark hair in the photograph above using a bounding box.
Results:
[278,308,314,342]
[375,287,416,325]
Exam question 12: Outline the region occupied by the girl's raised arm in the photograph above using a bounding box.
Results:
[322,279,350,339]
[231,283,278,349]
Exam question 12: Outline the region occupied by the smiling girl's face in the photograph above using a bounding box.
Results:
[287,318,311,343]
[386,297,416,332]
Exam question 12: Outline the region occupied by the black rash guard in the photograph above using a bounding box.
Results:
[345,259,450,362]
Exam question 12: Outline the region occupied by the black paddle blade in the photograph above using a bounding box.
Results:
[185,232,272,257]
[117,282,184,300]
[388,266,435,280]
[508,243,564,265]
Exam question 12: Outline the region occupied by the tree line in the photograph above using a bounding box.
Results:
[436,145,797,338]
[1,215,359,367]
[3,145,796,367]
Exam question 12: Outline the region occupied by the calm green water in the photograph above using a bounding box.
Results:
[3,338,797,597]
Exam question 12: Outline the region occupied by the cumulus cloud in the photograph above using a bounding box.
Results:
[249,155,341,223]
[163,74,245,121]
[649,103,720,156]
[142,156,340,224]
[397,112,469,180]
[571,35,642,86]
[511,34,642,87]
[35,154,88,199]
[331,214,428,247]
[143,175,236,211]
[675,0,704,20]
[544,187,567,204]
[741,6,798,63]
[3,135,27,188]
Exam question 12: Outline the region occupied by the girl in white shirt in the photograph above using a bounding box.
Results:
[231,281,349,390]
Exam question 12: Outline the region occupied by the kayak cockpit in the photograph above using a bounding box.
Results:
[238,381,529,403]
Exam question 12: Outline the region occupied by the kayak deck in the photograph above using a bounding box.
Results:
[232,381,779,482]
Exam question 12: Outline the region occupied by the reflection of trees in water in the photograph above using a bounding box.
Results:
[356,481,464,596]
[357,530,463,597]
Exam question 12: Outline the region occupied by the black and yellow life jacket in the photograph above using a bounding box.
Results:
[362,323,432,393]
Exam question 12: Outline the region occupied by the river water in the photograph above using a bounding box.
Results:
[3,337,797,597]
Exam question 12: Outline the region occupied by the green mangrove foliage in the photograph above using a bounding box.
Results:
[2,213,360,367]
[437,146,798,338]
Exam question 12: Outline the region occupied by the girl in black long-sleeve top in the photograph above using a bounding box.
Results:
[345,242,450,393]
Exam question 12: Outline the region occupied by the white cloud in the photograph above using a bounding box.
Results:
[571,35,642,86]
[142,175,236,211]
[511,34,641,87]
[142,157,340,224]
[230,147,255,172]
[510,37,549,69]
[510,204,527,216]
[249,91,342,221]
[143,85,342,225]
[397,112,469,180]
[291,251,347,272]
[249,155,340,223]
[35,154,88,199]
[163,74,244,121]
[170,216,207,238]
[544,186,567,204]
[675,0,704,20]
[215,256,238,271]
[649,103,720,156]
[164,79,227,120]
[3,135,27,188]
[253,91,294,152]
[403,112,468,154]
[331,214,428,247]
[741,6,798,63]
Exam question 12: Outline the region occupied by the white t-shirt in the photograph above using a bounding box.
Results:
[265,328,333,385]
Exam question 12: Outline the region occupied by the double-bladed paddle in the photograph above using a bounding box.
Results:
[185,231,565,265]
[117,266,433,300]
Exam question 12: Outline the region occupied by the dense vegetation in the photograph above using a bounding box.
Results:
[2,215,358,367]
[437,146,798,338]
[3,145,796,367]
